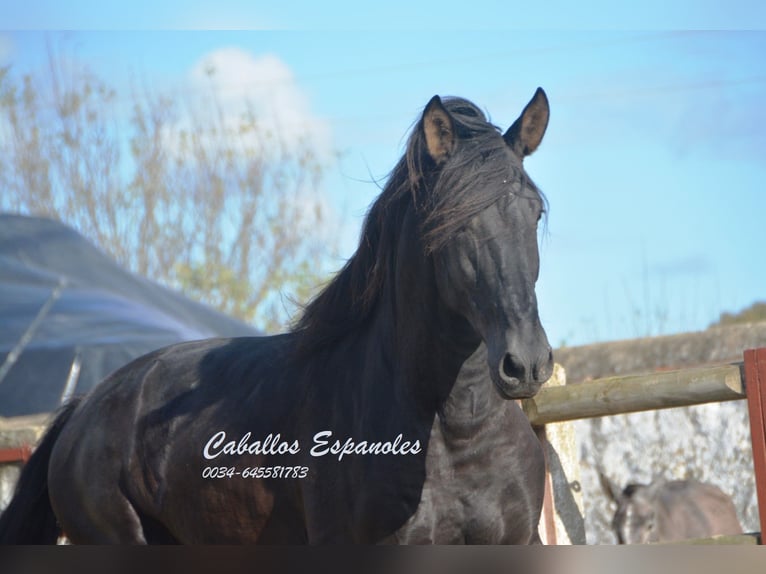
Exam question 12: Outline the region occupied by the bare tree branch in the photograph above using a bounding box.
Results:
[0,51,332,333]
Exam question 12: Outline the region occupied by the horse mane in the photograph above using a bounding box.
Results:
[292,97,542,355]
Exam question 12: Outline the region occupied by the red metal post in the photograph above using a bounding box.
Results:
[744,348,766,544]
[0,445,32,464]
[534,425,557,545]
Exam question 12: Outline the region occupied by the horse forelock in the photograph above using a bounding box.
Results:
[412,98,545,252]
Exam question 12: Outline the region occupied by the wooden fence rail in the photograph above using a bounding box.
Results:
[521,363,745,426]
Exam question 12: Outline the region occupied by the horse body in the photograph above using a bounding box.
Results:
[0,90,553,544]
[48,336,305,543]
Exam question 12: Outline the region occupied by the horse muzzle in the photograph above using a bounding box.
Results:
[488,342,553,400]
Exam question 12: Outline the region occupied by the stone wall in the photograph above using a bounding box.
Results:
[553,322,766,544]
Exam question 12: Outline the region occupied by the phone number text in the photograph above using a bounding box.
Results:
[202,466,309,479]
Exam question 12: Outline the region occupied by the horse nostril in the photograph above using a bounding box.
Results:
[501,353,524,382]
[534,348,554,382]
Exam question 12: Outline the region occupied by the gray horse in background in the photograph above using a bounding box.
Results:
[601,475,743,544]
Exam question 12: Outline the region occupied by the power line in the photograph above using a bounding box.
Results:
[3,31,764,131]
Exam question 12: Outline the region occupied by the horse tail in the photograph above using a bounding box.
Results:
[0,397,82,544]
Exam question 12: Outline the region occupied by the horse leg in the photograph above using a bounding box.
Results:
[52,486,149,544]
[49,452,150,544]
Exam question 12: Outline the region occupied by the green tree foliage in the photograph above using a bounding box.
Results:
[0,55,332,332]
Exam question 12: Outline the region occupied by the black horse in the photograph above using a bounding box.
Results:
[0,89,553,544]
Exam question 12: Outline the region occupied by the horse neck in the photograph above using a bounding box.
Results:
[385,211,515,437]
[372,207,481,417]
[379,261,502,437]
[437,343,509,438]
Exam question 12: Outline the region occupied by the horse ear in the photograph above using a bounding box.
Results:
[422,95,455,165]
[598,468,619,504]
[503,87,549,158]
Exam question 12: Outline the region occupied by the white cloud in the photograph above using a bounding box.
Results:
[173,48,342,265]
[0,34,13,64]
[187,48,333,160]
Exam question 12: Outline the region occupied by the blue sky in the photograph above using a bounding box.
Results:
[4,1,766,30]
[2,4,765,347]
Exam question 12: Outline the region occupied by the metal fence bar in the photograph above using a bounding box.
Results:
[0,445,31,464]
[744,348,766,544]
